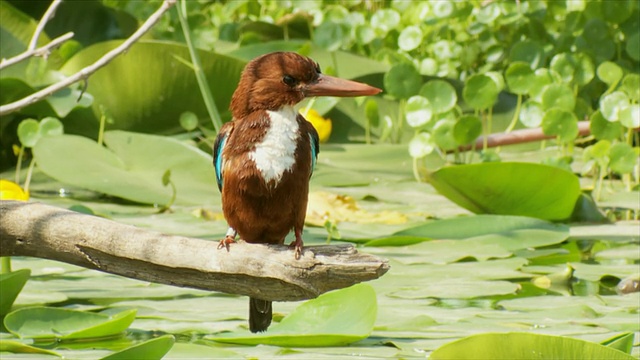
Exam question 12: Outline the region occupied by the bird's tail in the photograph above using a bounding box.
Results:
[249,297,272,333]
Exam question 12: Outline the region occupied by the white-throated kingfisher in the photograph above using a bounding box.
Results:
[213,52,381,333]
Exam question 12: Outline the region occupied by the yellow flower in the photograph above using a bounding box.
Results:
[300,108,332,143]
[0,180,29,201]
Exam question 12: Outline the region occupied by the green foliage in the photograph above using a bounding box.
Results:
[4,307,136,340]
[209,284,377,347]
[102,335,175,360]
[430,332,636,360]
[0,269,30,316]
[429,163,582,220]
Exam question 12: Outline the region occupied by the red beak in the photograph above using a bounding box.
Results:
[303,74,381,97]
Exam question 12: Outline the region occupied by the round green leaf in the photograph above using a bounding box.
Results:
[486,71,505,92]
[574,53,595,86]
[463,74,499,109]
[383,62,421,99]
[430,332,636,360]
[597,61,623,86]
[398,26,423,51]
[419,80,457,114]
[542,108,579,142]
[17,118,40,148]
[179,111,198,131]
[550,53,576,83]
[609,142,637,174]
[585,140,611,161]
[618,104,640,128]
[590,110,623,141]
[505,62,535,95]
[38,117,64,137]
[474,2,500,24]
[433,119,457,151]
[541,83,575,111]
[600,91,630,122]
[453,115,482,145]
[405,95,433,128]
[314,21,343,52]
[419,58,438,75]
[621,74,640,101]
[509,40,545,69]
[370,8,400,34]
[626,31,640,61]
[355,24,375,45]
[529,68,558,102]
[408,132,435,158]
[429,162,581,220]
[433,1,454,18]
[519,100,544,128]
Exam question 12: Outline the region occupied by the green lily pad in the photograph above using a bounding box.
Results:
[428,162,581,221]
[398,26,423,52]
[0,339,61,357]
[209,284,377,347]
[542,107,579,142]
[541,83,575,111]
[389,280,519,299]
[0,269,31,316]
[102,335,174,360]
[453,114,482,145]
[33,131,217,205]
[4,307,136,340]
[430,332,636,359]
[519,100,544,128]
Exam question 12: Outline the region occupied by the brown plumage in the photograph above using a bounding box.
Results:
[213,52,381,333]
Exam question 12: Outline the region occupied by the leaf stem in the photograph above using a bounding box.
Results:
[15,146,24,184]
[505,94,522,133]
[23,158,36,194]
[177,0,222,132]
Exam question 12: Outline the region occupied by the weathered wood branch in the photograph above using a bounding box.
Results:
[0,201,389,301]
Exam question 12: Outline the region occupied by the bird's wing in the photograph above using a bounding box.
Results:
[213,121,234,191]
[308,122,320,177]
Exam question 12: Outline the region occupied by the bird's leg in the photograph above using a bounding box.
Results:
[217,227,237,251]
[289,228,304,259]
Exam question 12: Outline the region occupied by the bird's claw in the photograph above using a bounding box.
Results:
[289,240,303,260]
[217,235,235,252]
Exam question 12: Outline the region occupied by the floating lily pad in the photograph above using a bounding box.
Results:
[428,162,581,221]
[0,340,61,358]
[102,335,174,360]
[430,332,636,359]
[4,307,136,340]
[33,131,217,205]
[209,284,377,347]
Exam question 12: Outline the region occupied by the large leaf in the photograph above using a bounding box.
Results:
[101,335,174,360]
[209,283,377,347]
[32,131,218,205]
[4,307,136,340]
[59,40,246,134]
[430,332,636,359]
[0,269,31,316]
[0,340,61,358]
[428,162,581,221]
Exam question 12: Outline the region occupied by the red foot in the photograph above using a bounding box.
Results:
[288,228,304,259]
[217,235,236,252]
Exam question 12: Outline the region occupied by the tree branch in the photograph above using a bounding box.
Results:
[0,32,74,71]
[455,121,592,153]
[0,0,177,117]
[0,201,389,302]
[28,0,63,51]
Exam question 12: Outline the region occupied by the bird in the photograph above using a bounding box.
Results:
[213,51,381,333]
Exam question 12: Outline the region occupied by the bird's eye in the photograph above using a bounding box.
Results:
[282,75,297,86]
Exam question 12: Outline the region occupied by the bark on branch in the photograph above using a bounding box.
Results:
[0,201,389,301]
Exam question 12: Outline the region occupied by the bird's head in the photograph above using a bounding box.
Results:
[230,52,381,119]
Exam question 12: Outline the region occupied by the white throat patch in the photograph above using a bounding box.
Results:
[249,106,299,184]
